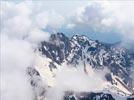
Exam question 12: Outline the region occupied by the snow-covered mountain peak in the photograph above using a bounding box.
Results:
[27,33,134,100]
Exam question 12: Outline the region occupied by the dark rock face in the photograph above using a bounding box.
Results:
[64,92,115,100]
[27,67,40,77]
[26,67,46,99]
[39,33,71,64]
[127,95,134,100]
[127,98,134,100]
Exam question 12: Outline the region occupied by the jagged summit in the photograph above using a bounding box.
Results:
[28,33,134,100]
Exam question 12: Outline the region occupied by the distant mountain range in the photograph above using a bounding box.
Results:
[27,33,134,100]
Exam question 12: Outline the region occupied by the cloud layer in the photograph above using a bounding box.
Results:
[1,1,64,100]
[1,34,35,100]
[65,1,134,45]
[1,1,134,100]
[45,64,107,100]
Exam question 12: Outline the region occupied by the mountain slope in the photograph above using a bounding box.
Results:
[27,33,134,100]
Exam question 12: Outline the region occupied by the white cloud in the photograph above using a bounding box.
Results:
[66,23,75,29]
[0,1,66,99]
[102,1,134,42]
[45,64,108,100]
[1,2,32,39]
[66,1,134,45]
[0,1,66,100]
[0,34,35,100]
[1,1,65,41]
[35,11,65,31]
[27,28,50,43]
[55,66,105,92]
[66,3,110,32]
[35,12,49,29]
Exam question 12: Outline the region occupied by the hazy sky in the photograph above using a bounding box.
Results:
[1,0,134,43]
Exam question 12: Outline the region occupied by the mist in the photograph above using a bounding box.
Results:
[0,34,35,100]
[0,1,51,100]
[45,63,108,100]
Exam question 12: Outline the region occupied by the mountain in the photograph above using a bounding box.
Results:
[27,33,134,100]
